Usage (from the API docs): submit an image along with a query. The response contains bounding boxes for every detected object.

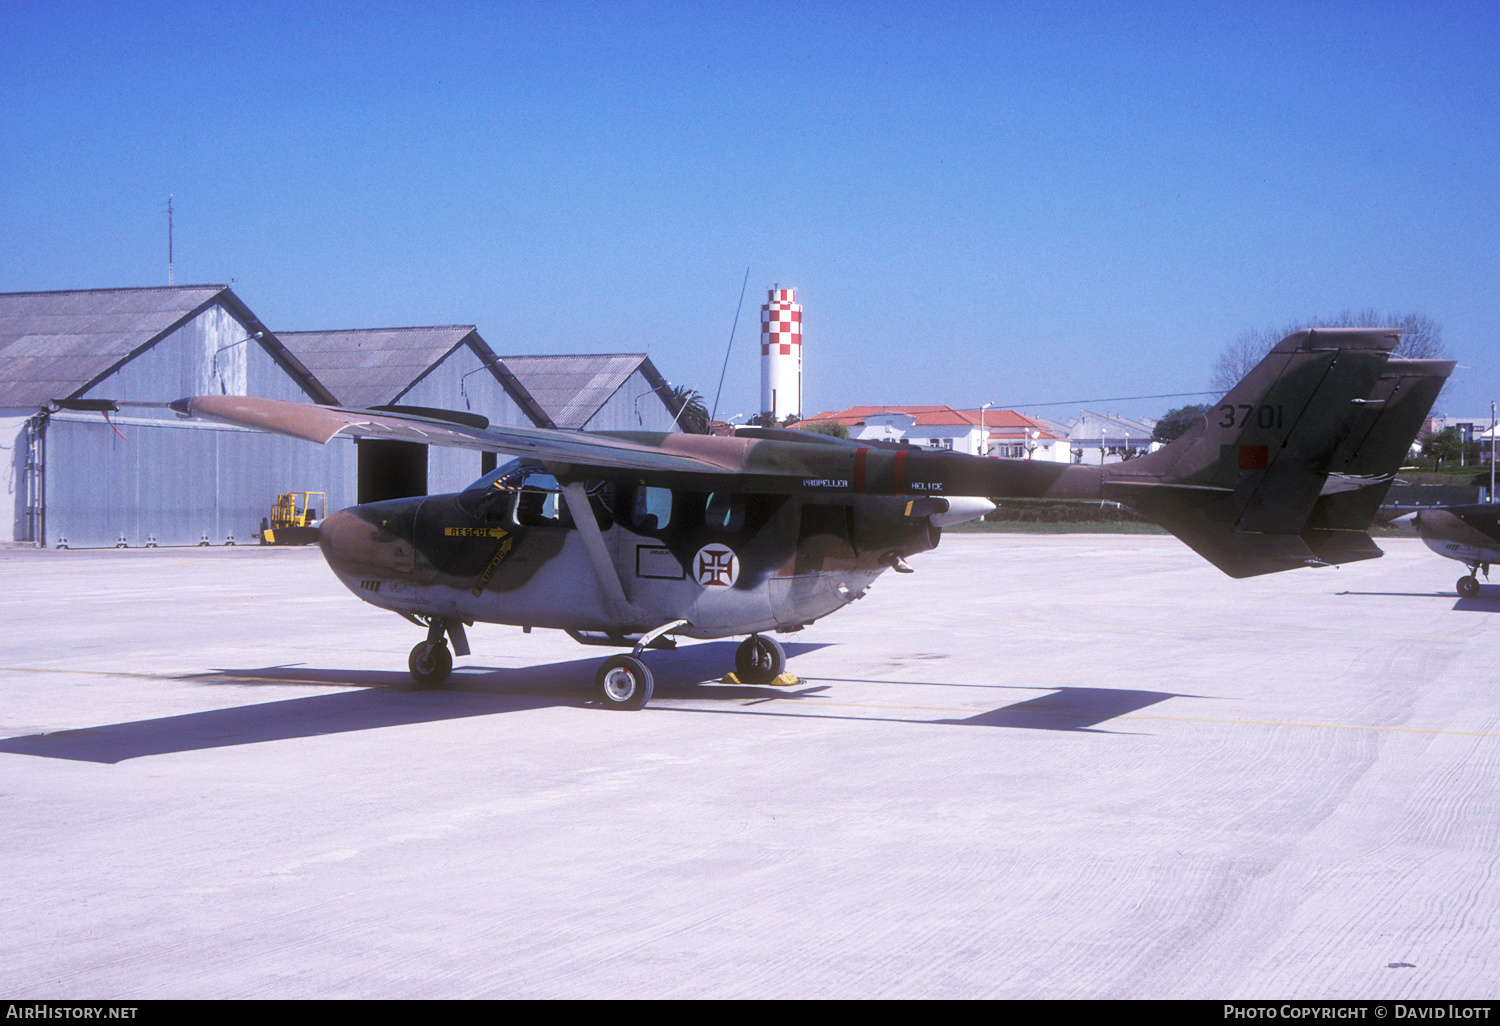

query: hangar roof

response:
[277,326,475,409]
[0,285,331,408]
[499,353,672,430]
[275,326,550,426]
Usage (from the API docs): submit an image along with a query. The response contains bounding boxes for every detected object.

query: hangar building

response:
[276,333,681,500]
[0,285,350,549]
[498,354,677,432]
[1,286,689,547]
[275,326,553,502]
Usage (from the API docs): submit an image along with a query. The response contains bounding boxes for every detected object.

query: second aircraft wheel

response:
[735,634,787,686]
[408,641,453,687]
[1458,575,1482,598]
[596,654,654,710]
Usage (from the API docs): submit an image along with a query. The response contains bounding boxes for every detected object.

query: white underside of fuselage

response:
[326,526,889,641]
[1421,538,1500,566]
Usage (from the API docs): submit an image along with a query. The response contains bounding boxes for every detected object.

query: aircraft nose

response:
[317,503,419,580]
[317,508,375,574]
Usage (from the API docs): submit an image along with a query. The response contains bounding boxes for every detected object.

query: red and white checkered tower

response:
[760,285,802,421]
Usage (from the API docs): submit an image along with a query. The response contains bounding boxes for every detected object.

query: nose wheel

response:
[405,616,468,686]
[1458,562,1491,598]
[408,640,453,686]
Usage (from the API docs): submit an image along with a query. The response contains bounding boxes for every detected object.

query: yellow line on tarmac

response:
[853,609,1471,643]
[746,695,1500,738]
[1121,712,1500,739]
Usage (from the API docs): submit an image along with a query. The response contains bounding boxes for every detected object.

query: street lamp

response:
[211,331,262,394]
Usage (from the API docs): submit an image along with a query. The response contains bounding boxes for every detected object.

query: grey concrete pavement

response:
[1,535,1497,998]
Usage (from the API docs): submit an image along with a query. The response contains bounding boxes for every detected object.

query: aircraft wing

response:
[170,395,747,477]
[172,393,1102,496]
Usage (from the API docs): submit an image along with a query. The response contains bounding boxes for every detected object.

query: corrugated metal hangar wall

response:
[1,286,685,547]
[0,287,353,548]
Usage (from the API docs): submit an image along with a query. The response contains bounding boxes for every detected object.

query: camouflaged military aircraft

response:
[1394,504,1500,597]
[172,327,1452,709]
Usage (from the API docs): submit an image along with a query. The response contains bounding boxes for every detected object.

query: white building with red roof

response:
[803,405,1072,462]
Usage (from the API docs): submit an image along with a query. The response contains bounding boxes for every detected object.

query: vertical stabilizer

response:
[1102,329,1452,577]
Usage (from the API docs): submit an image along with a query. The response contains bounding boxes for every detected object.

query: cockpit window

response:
[457,460,565,525]
[460,458,526,497]
[704,492,745,533]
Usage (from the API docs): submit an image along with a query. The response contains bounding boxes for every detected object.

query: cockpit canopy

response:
[457,459,564,524]
[456,459,754,539]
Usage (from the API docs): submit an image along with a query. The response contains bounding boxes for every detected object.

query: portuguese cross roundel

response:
[693,544,739,588]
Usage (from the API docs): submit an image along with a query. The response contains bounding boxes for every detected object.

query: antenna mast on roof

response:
[167,196,174,286]
[710,266,751,423]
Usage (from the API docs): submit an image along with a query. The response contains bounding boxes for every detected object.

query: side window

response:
[512,469,565,528]
[704,492,745,533]
[515,488,563,527]
[631,486,673,532]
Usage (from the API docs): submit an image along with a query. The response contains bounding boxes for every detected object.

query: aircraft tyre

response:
[1458,575,1481,598]
[596,654,653,710]
[735,634,787,686]
[408,641,453,687]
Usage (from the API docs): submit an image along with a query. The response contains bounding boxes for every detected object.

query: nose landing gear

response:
[409,640,453,685]
[1458,561,1491,598]
[406,616,470,687]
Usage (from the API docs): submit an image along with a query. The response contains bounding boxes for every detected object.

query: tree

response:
[1210,310,1447,394]
[1153,404,1210,444]
[1422,427,1464,469]
[667,386,710,434]
[799,420,850,439]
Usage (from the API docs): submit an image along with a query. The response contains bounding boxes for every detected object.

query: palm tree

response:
[668,386,710,434]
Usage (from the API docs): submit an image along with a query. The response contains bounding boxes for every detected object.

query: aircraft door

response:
[768,501,861,628]
[794,503,858,574]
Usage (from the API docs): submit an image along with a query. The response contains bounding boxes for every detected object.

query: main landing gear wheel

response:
[1458,575,1482,598]
[408,641,453,687]
[735,634,787,686]
[596,654,653,710]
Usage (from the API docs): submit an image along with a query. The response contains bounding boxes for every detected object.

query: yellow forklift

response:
[260,491,326,545]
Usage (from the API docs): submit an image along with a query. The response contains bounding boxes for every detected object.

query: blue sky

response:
[3,1,1497,422]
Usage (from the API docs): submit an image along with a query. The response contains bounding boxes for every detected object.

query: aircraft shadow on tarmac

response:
[0,645,1188,763]
[935,686,1185,731]
[1337,588,1500,611]
[0,643,820,764]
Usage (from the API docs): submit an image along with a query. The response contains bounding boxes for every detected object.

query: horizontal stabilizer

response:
[1156,516,1322,579]
[1301,529,1385,566]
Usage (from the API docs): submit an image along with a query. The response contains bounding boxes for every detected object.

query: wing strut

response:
[558,480,643,626]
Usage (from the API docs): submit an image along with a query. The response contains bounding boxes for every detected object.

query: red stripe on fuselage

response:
[854,447,868,493]
[893,449,908,490]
